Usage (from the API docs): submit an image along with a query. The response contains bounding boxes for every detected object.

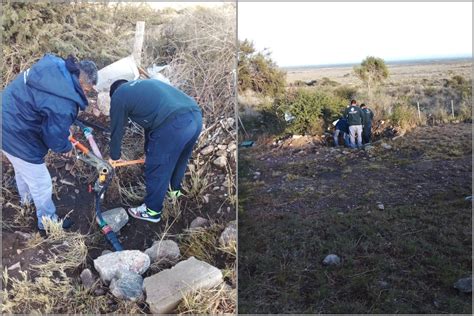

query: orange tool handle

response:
[69,136,90,155]
[110,159,145,168]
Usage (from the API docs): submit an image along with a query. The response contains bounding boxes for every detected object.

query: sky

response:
[238,2,473,67]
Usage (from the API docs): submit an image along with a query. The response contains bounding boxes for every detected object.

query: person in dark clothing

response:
[344,99,364,148]
[360,103,374,144]
[333,117,350,147]
[108,79,202,223]
[2,54,98,234]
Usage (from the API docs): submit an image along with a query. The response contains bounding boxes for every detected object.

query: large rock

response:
[219,221,237,248]
[110,270,144,301]
[144,240,180,265]
[454,277,472,293]
[213,156,227,169]
[93,250,150,283]
[101,207,129,233]
[144,257,223,314]
[189,217,210,229]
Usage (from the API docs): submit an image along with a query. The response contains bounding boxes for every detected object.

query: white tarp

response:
[95,55,140,92]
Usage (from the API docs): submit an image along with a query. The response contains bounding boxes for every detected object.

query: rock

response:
[376,202,385,210]
[14,231,32,240]
[454,277,472,293]
[74,189,80,194]
[203,194,210,204]
[323,254,341,266]
[143,257,223,314]
[216,149,227,157]
[364,145,375,152]
[80,268,97,289]
[94,288,106,296]
[200,145,214,156]
[381,143,392,150]
[144,240,180,265]
[219,222,237,247]
[227,143,237,152]
[8,262,21,270]
[110,270,144,301]
[292,135,303,139]
[189,217,210,229]
[102,250,113,256]
[101,207,129,233]
[217,144,227,150]
[16,249,22,255]
[225,117,235,128]
[213,156,227,169]
[93,250,150,283]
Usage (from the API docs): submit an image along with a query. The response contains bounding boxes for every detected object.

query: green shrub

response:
[458,103,472,122]
[391,103,425,132]
[430,105,451,124]
[279,89,346,135]
[238,40,286,98]
[334,85,358,100]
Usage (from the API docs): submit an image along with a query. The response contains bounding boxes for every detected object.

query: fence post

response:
[451,100,455,119]
[132,21,146,67]
[417,102,421,121]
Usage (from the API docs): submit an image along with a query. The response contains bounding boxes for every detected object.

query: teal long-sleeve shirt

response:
[109,79,201,160]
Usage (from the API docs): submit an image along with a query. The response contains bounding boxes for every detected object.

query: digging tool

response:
[74,120,103,158]
[69,135,122,251]
[110,159,145,168]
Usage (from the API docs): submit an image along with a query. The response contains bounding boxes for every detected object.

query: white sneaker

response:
[127,204,161,223]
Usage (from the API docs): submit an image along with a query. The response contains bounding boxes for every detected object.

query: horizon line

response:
[280,55,473,69]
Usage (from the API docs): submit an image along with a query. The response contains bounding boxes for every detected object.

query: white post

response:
[417,102,421,121]
[451,100,455,119]
[132,21,146,67]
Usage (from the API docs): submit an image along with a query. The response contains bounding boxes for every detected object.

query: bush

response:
[391,103,425,132]
[1,2,165,87]
[458,103,472,122]
[430,105,451,124]
[238,40,286,98]
[279,89,346,136]
[334,85,358,100]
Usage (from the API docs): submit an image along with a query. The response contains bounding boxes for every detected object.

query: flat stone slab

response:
[94,250,150,283]
[143,256,223,314]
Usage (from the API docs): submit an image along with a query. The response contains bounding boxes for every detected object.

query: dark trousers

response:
[362,124,372,144]
[144,110,202,212]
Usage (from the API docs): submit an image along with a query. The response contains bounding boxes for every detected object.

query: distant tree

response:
[238,39,286,97]
[353,56,389,98]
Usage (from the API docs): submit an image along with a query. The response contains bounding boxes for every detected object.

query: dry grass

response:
[176,283,236,315]
[2,268,143,314]
[180,224,225,265]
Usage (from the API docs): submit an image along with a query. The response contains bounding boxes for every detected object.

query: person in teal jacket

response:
[108,79,202,223]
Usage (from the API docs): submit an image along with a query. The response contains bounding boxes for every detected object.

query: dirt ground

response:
[285,59,472,86]
[238,123,472,313]
[1,112,236,312]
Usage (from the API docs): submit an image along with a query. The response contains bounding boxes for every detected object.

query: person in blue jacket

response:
[333,117,350,147]
[108,79,202,223]
[2,54,98,235]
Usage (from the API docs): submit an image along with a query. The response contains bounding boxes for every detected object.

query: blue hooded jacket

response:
[2,54,88,164]
[335,117,349,134]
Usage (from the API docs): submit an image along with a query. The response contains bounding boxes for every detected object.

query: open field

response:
[238,123,472,313]
[285,59,472,86]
